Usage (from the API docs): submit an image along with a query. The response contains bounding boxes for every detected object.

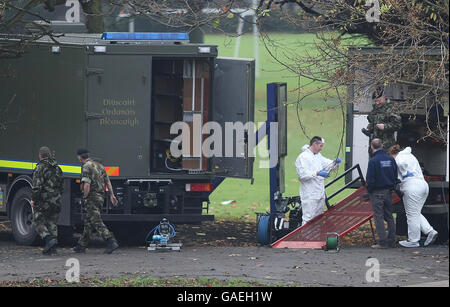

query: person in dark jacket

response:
[366,138,398,249]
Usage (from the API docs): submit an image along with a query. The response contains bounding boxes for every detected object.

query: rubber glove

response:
[318,170,330,178]
[335,157,342,164]
[402,171,414,179]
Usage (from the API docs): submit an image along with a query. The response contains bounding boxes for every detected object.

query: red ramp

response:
[272,186,376,249]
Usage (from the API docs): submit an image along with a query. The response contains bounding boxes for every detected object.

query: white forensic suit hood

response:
[395,147,424,181]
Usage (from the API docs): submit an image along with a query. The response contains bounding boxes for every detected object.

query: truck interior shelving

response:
[151,58,211,174]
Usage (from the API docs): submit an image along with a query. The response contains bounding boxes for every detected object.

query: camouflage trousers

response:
[78,195,113,247]
[32,205,59,240]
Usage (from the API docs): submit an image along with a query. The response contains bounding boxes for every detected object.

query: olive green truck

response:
[0,32,255,244]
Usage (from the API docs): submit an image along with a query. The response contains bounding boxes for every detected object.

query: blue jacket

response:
[366,150,398,193]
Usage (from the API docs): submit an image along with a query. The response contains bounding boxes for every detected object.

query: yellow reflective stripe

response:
[60,165,81,174]
[0,159,81,174]
[0,159,34,170]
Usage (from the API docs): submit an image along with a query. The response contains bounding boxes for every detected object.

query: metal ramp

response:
[271,164,399,249]
[272,186,374,249]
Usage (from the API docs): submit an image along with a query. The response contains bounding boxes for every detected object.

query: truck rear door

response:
[211,57,255,179]
[86,54,151,178]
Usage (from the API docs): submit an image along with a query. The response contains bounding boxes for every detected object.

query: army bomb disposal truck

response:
[345,47,449,243]
[0,32,255,245]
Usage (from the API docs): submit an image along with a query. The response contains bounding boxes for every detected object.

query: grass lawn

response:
[205,33,358,221]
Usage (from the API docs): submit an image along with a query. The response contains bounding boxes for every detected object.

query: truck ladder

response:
[272,164,378,249]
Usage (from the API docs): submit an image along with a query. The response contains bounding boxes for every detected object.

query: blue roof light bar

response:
[101,32,189,41]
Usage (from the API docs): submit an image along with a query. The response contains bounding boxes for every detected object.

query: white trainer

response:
[399,240,420,248]
[424,230,438,247]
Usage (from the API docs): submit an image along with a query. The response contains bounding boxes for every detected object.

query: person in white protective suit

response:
[388,145,438,248]
[295,136,341,226]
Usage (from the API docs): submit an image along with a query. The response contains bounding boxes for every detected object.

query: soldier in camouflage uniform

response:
[73,149,119,254]
[362,88,402,156]
[31,146,64,255]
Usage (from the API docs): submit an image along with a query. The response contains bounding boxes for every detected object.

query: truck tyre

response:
[10,187,40,245]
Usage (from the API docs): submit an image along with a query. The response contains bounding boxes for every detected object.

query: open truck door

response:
[86,54,152,178]
[211,57,255,179]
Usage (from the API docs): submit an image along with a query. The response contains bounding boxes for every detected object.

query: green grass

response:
[205,33,360,220]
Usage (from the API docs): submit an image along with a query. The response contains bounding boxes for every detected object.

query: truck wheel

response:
[10,187,40,245]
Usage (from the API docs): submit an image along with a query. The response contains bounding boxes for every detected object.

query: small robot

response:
[147,218,182,252]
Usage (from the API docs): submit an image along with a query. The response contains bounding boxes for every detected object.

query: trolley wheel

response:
[257,215,271,245]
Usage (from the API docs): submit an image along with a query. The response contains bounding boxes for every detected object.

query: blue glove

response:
[318,170,330,178]
[402,171,414,179]
[335,157,342,164]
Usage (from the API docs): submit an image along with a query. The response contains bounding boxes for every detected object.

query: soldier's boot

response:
[47,246,57,255]
[73,245,86,253]
[43,236,57,254]
[104,238,119,254]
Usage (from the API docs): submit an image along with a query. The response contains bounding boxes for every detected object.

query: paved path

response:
[0,233,447,287]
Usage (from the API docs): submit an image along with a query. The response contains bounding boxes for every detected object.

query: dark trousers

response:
[369,189,396,246]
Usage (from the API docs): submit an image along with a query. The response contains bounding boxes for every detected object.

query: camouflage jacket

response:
[367,102,402,146]
[81,158,110,197]
[31,157,64,206]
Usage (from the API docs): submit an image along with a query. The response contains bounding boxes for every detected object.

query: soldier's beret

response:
[76,148,90,155]
[372,87,384,99]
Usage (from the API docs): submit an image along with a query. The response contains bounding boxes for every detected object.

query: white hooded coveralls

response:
[295,145,333,225]
[395,147,434,243]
